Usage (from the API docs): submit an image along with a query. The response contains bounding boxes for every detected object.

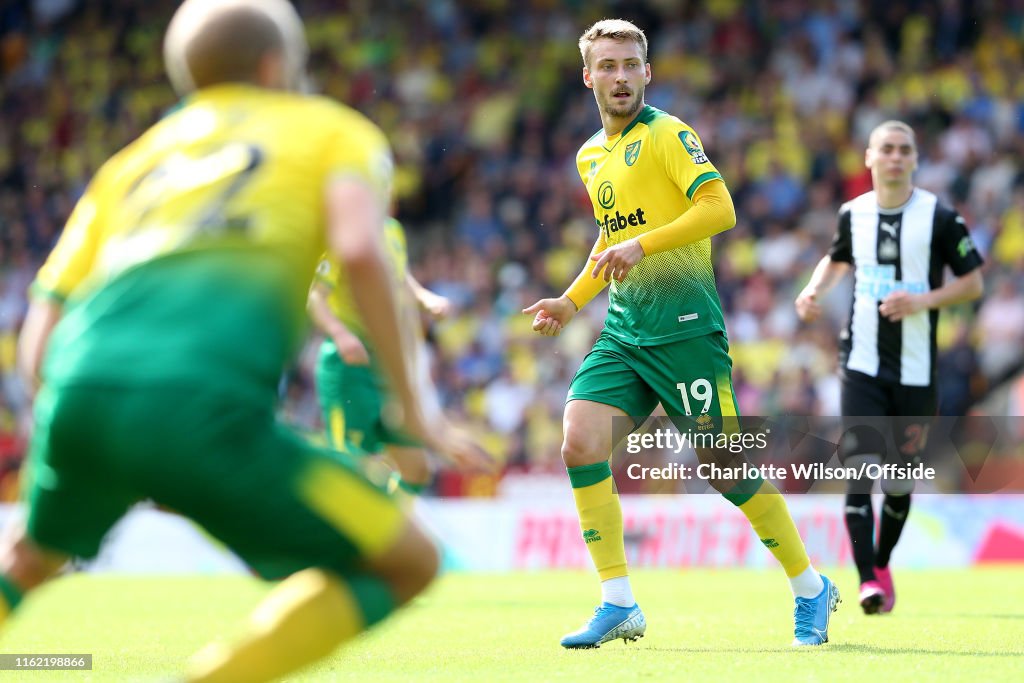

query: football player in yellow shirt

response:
[309,217,451,493]
[0,1,485,681]
[524,19,838,649]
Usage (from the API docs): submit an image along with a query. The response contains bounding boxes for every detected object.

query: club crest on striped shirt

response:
[879,238,899,260]
[624,140,642,166]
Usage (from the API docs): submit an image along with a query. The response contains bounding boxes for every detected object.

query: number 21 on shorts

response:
[676,379,713,416]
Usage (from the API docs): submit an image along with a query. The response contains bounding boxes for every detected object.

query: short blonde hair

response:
[868,120,917,150]
[578,19,648,68]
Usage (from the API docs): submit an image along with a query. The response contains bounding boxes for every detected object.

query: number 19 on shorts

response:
[676,379,713,416]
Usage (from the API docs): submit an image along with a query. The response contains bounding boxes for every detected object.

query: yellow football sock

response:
[568,462,627,581]
[186,568,393,683]
[728,478,811,578]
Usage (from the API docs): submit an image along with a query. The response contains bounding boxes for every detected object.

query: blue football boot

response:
[792,574,840,646]
[560,602,646,649]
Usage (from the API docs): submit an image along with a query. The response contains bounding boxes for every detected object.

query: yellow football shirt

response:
[576,105,726,345]
[34,83,393,389]
[313,217,409,341]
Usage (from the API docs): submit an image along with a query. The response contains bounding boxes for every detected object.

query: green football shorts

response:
[23,382,405,578]
[315,339,419,454]
[567,330,740,432]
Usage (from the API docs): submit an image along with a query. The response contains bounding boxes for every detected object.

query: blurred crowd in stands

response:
[1,0,1023,497]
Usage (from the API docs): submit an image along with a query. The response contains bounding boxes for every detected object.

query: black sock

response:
[844,493,875,583]
[875,494,911,568]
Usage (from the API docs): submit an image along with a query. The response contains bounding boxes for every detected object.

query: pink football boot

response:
[874,566,895,613]
[859,580,885,615]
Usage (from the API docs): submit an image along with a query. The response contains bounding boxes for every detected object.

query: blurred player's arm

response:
[796,204,855,323]
[795,257,852,322]
[405,272,451,319]
[17,187,103,393]
[326,178,417,413]
[17,298,62,394]
[327,179,491,470]
[307,283,370,366]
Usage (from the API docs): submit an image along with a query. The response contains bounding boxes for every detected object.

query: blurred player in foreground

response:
[309,216,451,494]
[0,1,486,681]
[796,120,982,615]
[524,18,838,649]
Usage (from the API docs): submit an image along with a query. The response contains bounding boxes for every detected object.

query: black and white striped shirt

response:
[828,188,983,387]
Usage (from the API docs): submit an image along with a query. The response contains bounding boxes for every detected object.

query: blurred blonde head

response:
[164,0,308,95]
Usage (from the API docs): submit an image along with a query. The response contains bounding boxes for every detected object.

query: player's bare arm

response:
[795,257,852,323]
[16,298,63,396]
[327,178,424,428]
[327,178,492,470]
[307,284,371,365]
[405,272,451,319]
[879,268,983,322]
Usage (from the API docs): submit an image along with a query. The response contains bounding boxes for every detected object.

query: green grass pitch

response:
[2,568,1022,682]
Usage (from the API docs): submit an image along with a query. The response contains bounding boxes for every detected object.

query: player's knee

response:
[880,476,914,495]
[390,448,432,487]
[418,539,440,589]
[402,529,439,600]
[0,530,66,593]
[408,522,440,581]
[406,464,432,488]
[372,520,438,605]
[843,453,881,495]
[561,430,605,468]
[840,425,887,463]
